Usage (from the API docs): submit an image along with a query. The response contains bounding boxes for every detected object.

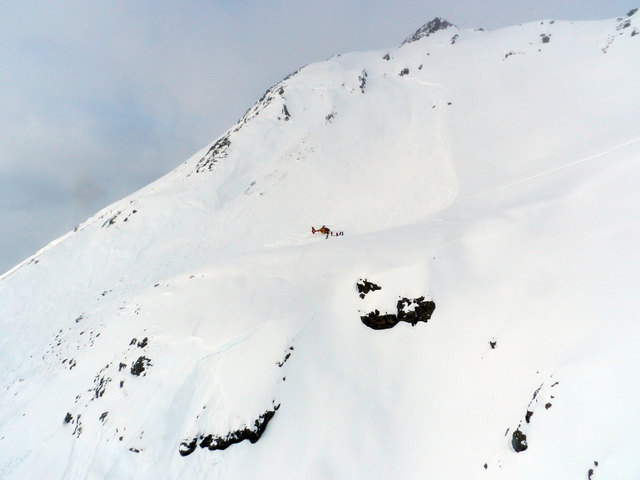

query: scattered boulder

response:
[276,346,294,367]
[325,112,337,122]
[525,410,533,423]
[504,51,524,60]
[102,212,121,228]
[93,374,111,399]
[130,356,152,376]
[509,379,560,452]
[282,105,291,121]
[396,297,436,326]
[617,19,632,30]
[356,279,381,298]
[511,429,528,452]
[72,414,83,438]
[179,437,198,456]
[358,70,368,93]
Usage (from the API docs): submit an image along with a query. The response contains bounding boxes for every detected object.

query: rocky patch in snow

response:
[602,35,616,53]
[504,51,525,60]
[401,18,457,46]
[603,12,638,53]
[130,356,152,376]
[101,209,138,228]
[92,364,112,399]
[358,69,368,93]
[356,279,381,299]
[231,68,301,133]
[179,405,280,456]
[617,18,632,30]
[509,378,559,453]
[41,315,106,370]
[360,296,435,330]
[280,104,291,121]
[191,68,307,175]
[276,346,294,367]
[511,428,528,452]
[59,333,153,443]
[193,135,231,174]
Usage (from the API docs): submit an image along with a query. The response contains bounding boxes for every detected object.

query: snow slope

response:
[2,12,640,479]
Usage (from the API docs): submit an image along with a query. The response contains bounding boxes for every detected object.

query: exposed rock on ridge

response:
[401,17,457,45]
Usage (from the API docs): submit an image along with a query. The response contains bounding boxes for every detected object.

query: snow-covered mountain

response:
[2,11,640,479]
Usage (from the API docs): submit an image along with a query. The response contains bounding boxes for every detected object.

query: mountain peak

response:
[401,17,457,45]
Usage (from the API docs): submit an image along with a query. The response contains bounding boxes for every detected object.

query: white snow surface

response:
[2,14,640,479]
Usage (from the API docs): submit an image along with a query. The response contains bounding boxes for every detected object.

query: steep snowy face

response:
[192,51,459,234]
[2,12,640,480]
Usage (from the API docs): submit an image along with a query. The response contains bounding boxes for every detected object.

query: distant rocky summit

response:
[401,17,457,45]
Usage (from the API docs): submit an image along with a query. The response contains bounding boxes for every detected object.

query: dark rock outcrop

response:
[356,279,381,299]
[179,406,279,456]
[360,309,400,330]
[511,429,528,452]
[360,296,435,330]
[402,18,457,46]
[194,136,231,174]
[358,70,368,93]
[130,356,152,376]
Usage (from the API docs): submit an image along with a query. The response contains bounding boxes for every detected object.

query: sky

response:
[1,0,637,274]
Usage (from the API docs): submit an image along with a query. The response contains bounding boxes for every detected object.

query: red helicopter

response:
[311,225,344,239]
